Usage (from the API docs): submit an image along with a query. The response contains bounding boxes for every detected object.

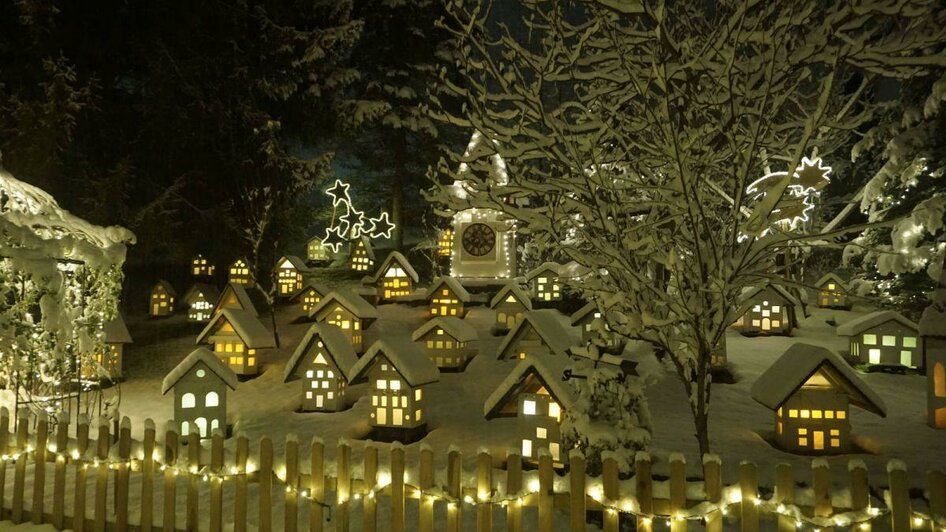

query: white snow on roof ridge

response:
[370,250,419,283]
[162,347,238,394]
[814,272,847,289]
[104,314,133,344]
[284,323,358,382]
[489,283,533,310]
[351,331,440,386]
[483,354,575,418]
[308,288,379,320]
[196,308,275,349]
[496,309,575,359]
[411,317,478,343]
[428,277,471,302]
[836,310,917,336]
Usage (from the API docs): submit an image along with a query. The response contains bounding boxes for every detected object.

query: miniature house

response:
[290,280,328,315]
[483,355,574,465]
[496,309,574,360]
[82,314,133,380]
[162,347,237,438]
[211,282,258,319]
[814,273,851,309]
[920,262,946,428]
[412,317,478,370]
[309,290,379,353]
[348,236,376,272]
[837,310,921,368]
[196,309,275,376]
[370,251,419,301]
[437,228,454,257]
[570,302,620,351]
[276,255,309,297]
[183,283,221,322]
[306,234,332,263]
[191,254,215,277]
[490,283,533,331]
[427,277,471,318]
[228,258,253,286]
[525,262,565,302]
[149,280,177,318]
[751,343,887,454]
[284,323,357,412]
[732,283,799,336]
[349,334,440,437]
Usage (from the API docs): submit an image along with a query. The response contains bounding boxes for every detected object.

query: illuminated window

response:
[798,437,808,446]
[830,439,840,448]
[812,410,822,419]
[836,410,846,419]
[903,336,917,348]
[523,400,536,415]
[800,410,810,419]
[205,392,219,407]
[377,380,386,390]
[522,439,532,457]
[390,380,401,391]
[182,393,196,409]
[863,334,877,345]
[882,335,896,347]
[415,389,422,401]
[825,410,834,419]
[536,427,547,439]
[549,402,561,421]
[789,409,798,418]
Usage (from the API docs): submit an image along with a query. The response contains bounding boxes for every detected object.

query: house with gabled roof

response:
[427,276,471,318]
[412,317,478,370]
[525,262,565,302]
[228,257,254,286]
[149,280,177,318]
[732,283,799,336]
[570,301,622,350]
[751,343,887,454]
[490,283,533,332]
[183,283,220,322]
[289,280,329,315]
[837,310,921,369]
[276,255,309,297]
[306,234,332,263]
[190,253,215,278]
[82,314,133,381]
[813,273,851,309]
[484,355,574,465]
[196,309,275,376]
[163,347,237,439]
[496,309,574,360]
[370,251,419,301]
[308,289,379,353]
[350,332,440,438]
[211,282,258,319]
[348,235,376,272]
[284,323,358,412]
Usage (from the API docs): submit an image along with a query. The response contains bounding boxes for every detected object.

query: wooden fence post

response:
[309,437,325,532]
[569,450,587,532]
[602,453,620,532]
[739,460,759,532]
[812,459,832,532]
[52,416,69,529]
[391,443,406,532]
[210,429,224,532]
[259,436,274,532]
[447,447,462,532]
[703,455,722,532]
[506,450,523,532]
[775,463,795,532]
[162,422,178,532]
[927,470,946,526]
[336,439,351,532]
[363,443,378,532]
[478,449,494,532]
[140,419,156,532]
[636,452,653,532]
[73,414,90,532]
[285,434,299,532]
[93,416,110,532]
[850,460,871,532]
[538,450,554,532]
[419,443,433,532]
[31,412,48,525]
[0,408,9,522]
[670,453,687,532]
[115,416,132,530]
[888,460,911,532]
[12,408,29,523]
[234,433,248,532]
[186,430,200,531]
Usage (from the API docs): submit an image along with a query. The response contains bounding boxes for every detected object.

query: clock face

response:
[462,223,496,257]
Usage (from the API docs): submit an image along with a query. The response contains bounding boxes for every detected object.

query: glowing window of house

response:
[377,380,387,390]
[205,392,219,407]
[549,402,561,421]
[752,305,761,312]
[522,439,532,457]
[827,283,836,290]
[536,427,547,439]
[505,295,517,303]
[811,410,822,419]
[825,410,834,419]
[903,336,917,348]
[863,334,877,345]
[836,410,846,419]
[901,351,913,366]
[800,410,810,419]
[830,438,840,448]
[788,409,798,418]
[415,409,422,421]
[415,389,422,401]
[882,335,896,346]
[522,400,536,415]
[182,393,196,409]
[390,380,401,391]
[385,267,405,277]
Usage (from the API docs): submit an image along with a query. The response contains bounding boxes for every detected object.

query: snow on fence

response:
[0,408,943,532]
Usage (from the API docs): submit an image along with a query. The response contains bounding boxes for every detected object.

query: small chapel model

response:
[162,347,237,439]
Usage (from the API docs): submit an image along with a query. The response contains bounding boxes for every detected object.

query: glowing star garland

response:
[365,212,395,239]
[744,156,832,238]
[320,179,397,251]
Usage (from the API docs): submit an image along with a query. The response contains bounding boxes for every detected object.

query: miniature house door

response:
[812,430,824,450]
[761,318,771,331]
[392,408,403,426]
[507,315,516,328]
[376,407,387,424]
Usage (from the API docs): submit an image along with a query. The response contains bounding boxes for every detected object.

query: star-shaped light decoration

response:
[743,155,832,238]
[321,225,348,253]
[790,156,832,195]
[325,179,352,208]
[340,206,366,237]
[365,212,396,239]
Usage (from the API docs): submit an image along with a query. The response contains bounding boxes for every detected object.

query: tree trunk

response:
[689,341,713,456]
[391,131,407,249]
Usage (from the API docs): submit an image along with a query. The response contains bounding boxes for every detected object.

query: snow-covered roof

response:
[212,283,258,317]
[370,251,419,284]
[289,280,329,302]
[196,309,275,349]
[446,131,509,200]
[559,261,592,280]
[489,283,533,310]
[428,277,471,302]
[570,302,598,326]
[483,355,575,418]
[920,303,946,338]
[750,343,886,417]
[308,289,379,320]
[411,317,478,343]
[350,332,440,387]
[496,309,574,359]
[739,283,799,309]
[104,315,132,344]
[277,255,309,272]
[161,347,238,394]
[183,283,220,306]
[836,310,918,337]
[284,323,358,382]
[814,273,847,290]
[152,280,177,297]
[352,235,376,261]
[525,262,564,282]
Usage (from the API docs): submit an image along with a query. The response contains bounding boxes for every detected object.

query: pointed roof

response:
[277,255,310,272]
[104,314,132,344]
[289,279,330,302]
[230,256,252,268]
[570,302,599,326]
[183,283,221,306]
[351,333,440,387]
[212,283,258,317]
[483,355,575,418]
[412,317,478,343]
[836,310,918,336]
[525,262,564,282]
[751,343,886,417]
[428,277,471,303]
[152,279,177,297]
[370,251,419,283]
[308,289,379,320]
[196,309,275,349]
[191,252,210,263]
[814,272,847,290]
[284,323,358,382]
[489,283,533,310]
[351,235,376,261]
[559,260,592,280]
[496,309,574,359]
[739,282,799,310]
[162,347,238,394]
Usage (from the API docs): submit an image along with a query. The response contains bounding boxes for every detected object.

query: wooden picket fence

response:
[0,407,943,531]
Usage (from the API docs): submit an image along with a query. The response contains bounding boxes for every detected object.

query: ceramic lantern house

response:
[751,343,887,454]
[370,251,419,301]
[190,254,215,277]
[732,283,799,336]
[81,314,133,380]
[814,273,851,309]
[196,309,275,376]
[427,277,471,318]
[284,323,358,412]
[350,334,440,438]
[490,283,533,332]
[228,258,254,286]
[162,347,237,439]
[309,289,379,353]
[837,310,921,369]
[276,255,309,297]
[525,262,565,302]
[183,283,220,322]
[920,260,946,428]
[306,234,332,263]
[290,280,328,315]
[437,228,454,257]
[348,235,376,272]
[412,317,478,370]
[211,282,258,319]
[149,280,177,318]
[484,355,574,465]
[570,302,621,351]
[496,309,574,360]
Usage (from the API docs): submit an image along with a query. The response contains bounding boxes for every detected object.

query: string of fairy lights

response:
[0,446,942,530]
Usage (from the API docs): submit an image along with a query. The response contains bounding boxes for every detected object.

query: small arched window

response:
[205,391,220,407]
[182,393,196,409]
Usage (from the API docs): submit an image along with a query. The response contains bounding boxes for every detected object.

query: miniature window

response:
[205,392,219,407]
[836,410,846,419]
[415,389,422,401]
[800,410,810,419]
[377,380,387,390]
[903,337,917,348]
[882,335,896,346]
[863,334,877,345]
[522,439,532,457]
[549,402,561,420]
[196,369,206,378]
[182,393,196,409]
[391,380,401,391]
[536,427,547,439]
[523,400,536,415]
